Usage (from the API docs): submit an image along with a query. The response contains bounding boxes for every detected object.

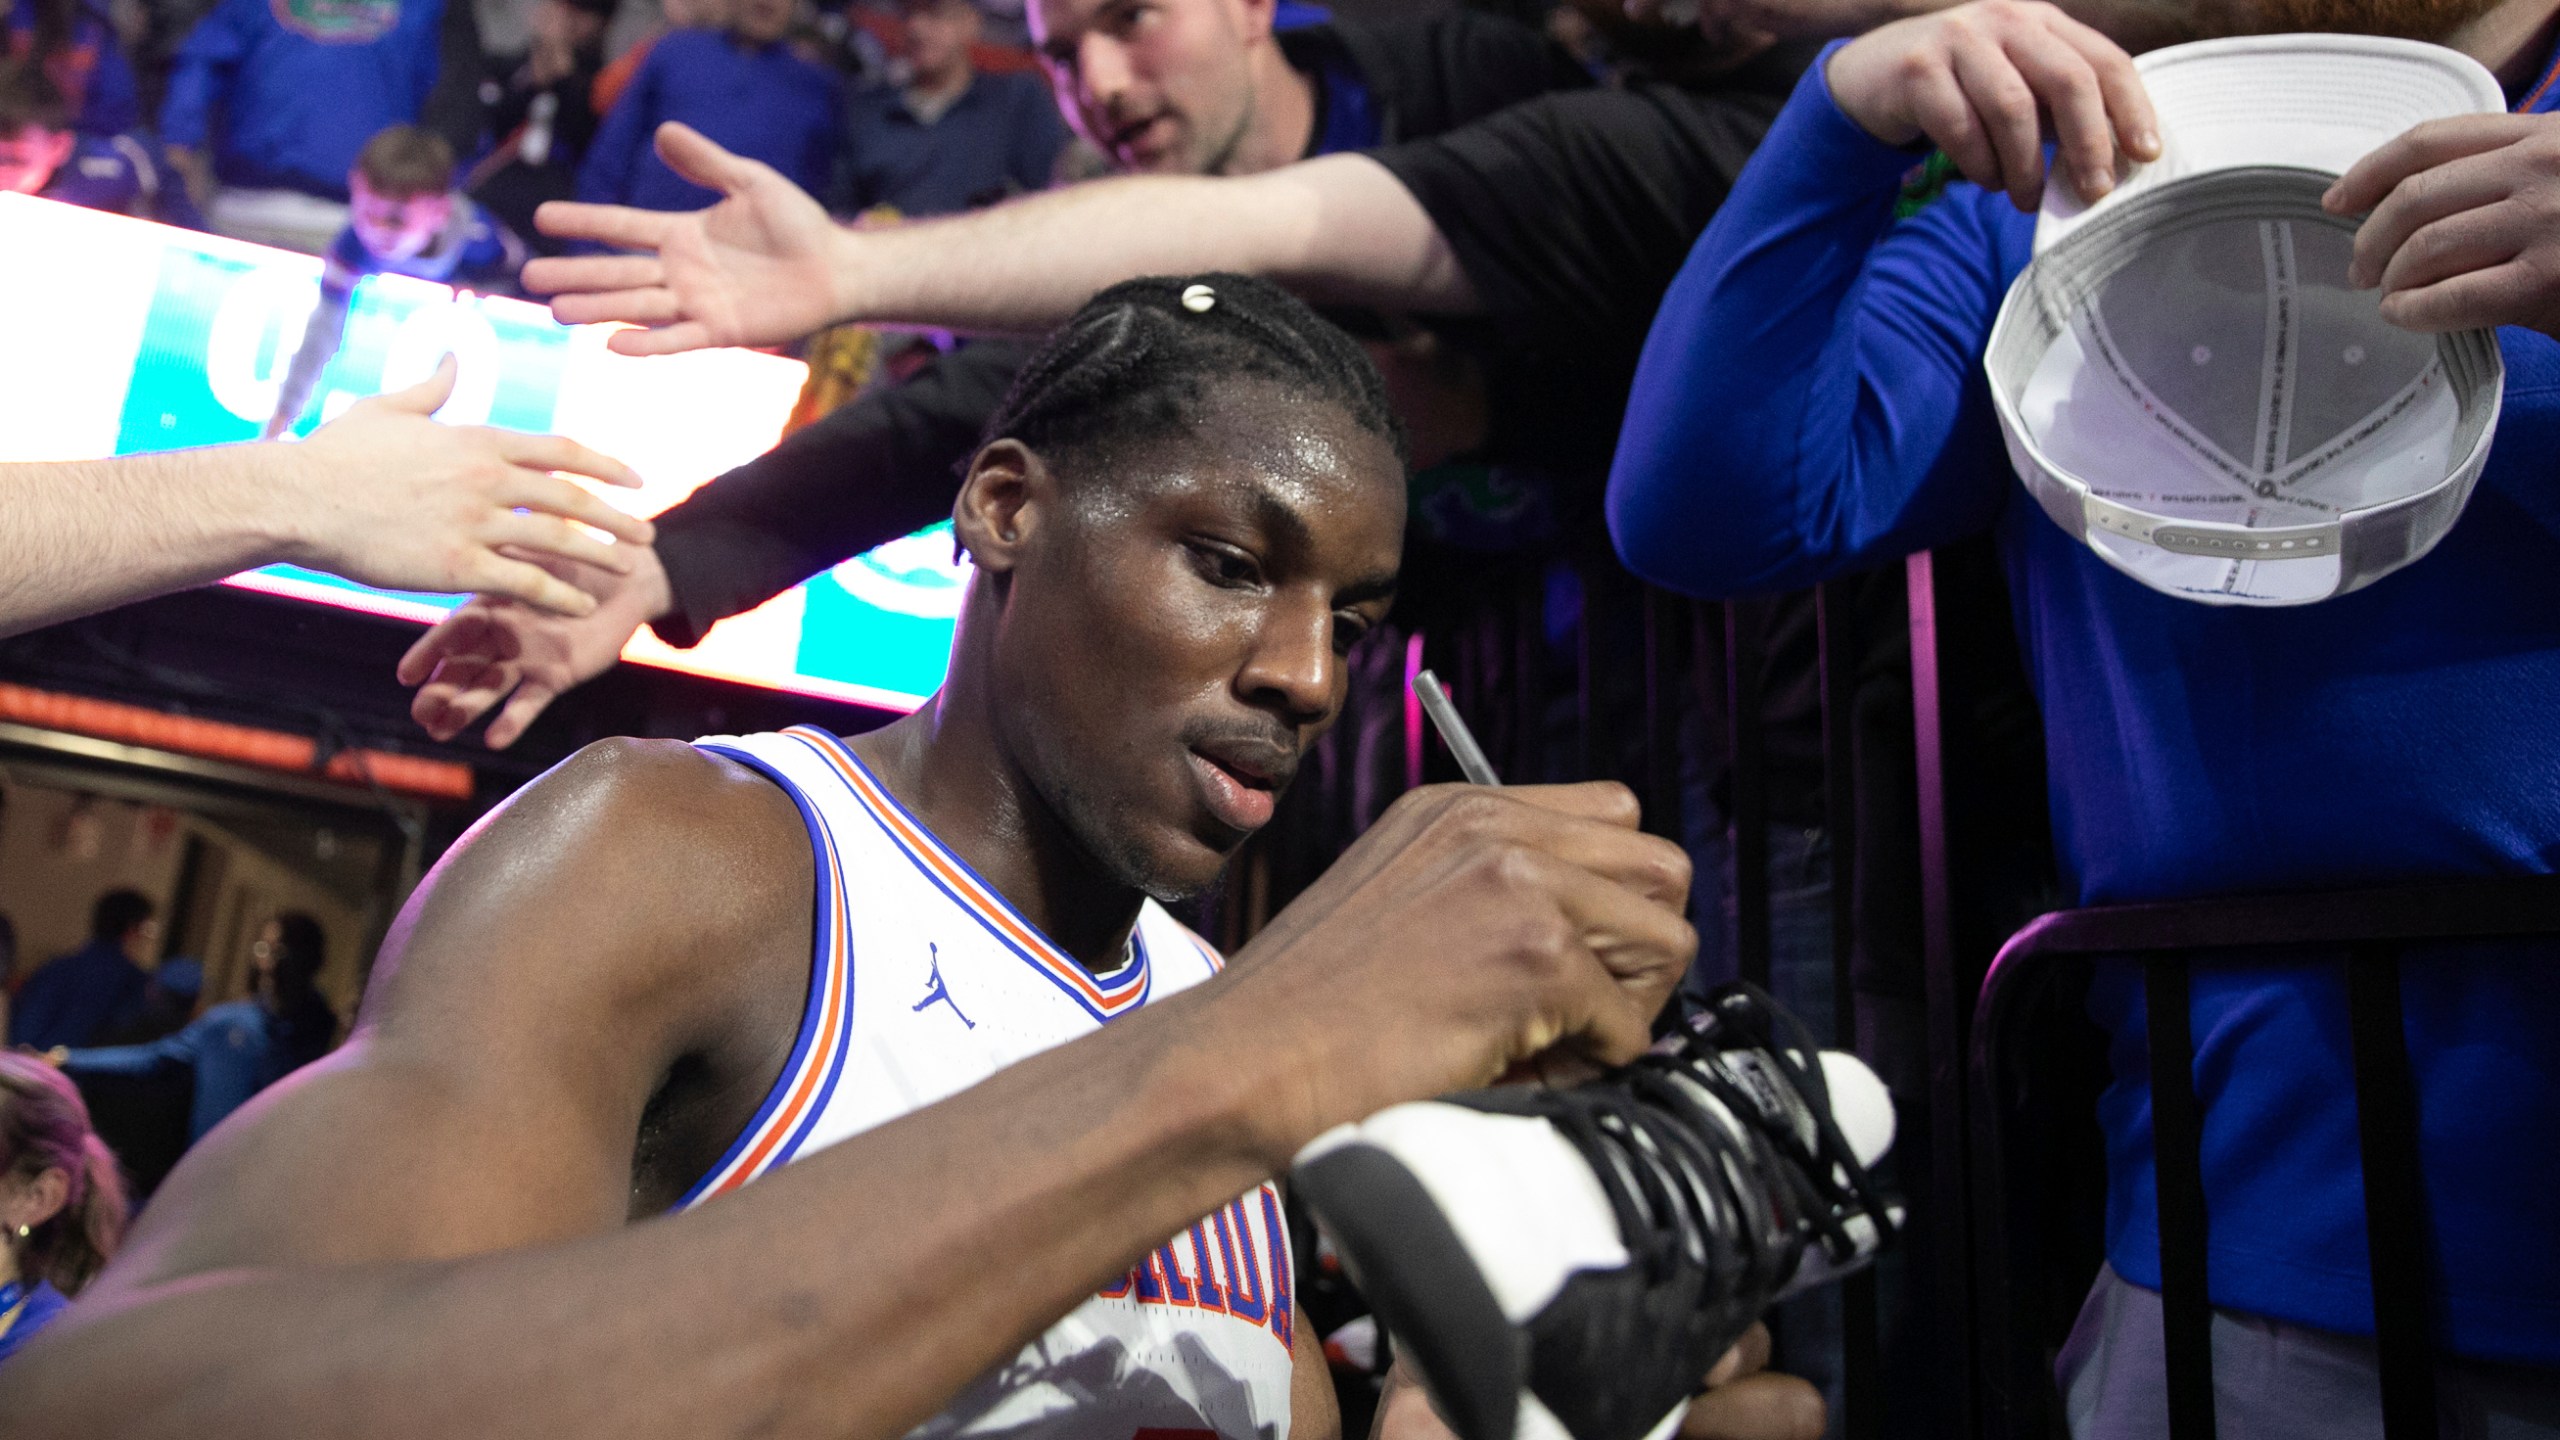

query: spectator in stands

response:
[0,1053,125,1366]
[62,913,340,1142]
[9,892,153,1053]
[830,0,1064,217]
[402,0,1631,746]
[576,0,840,212]
[158,0,483,253]
[588,0,729,119]
[1609,0,2560,1428]
[467,0,615,249]
[0,58,202,225]
[4,0,136,134]
[265,124,527,438]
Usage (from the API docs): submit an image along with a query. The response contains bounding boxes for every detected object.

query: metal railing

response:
[1967,876,2560,1440]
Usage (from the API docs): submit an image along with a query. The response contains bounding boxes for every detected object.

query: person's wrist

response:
[229,434,329,568]
[628,543,675,623]
[1822,35,1920,146]
[826,226,875,327]
[1146,984,1334,1175]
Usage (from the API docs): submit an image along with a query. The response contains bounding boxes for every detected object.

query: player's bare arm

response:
[0,745,1693,1438]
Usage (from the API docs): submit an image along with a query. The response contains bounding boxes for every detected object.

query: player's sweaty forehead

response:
[1064,398,1405,600]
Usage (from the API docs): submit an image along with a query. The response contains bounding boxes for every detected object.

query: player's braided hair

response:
[979,274,1407,481]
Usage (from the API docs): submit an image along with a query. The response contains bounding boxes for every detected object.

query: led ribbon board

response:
[0,192,964,711]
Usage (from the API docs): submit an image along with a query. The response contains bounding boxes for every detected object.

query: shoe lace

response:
[1537,984,1899,1301]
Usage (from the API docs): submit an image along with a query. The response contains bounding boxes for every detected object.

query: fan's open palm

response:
[524,123,847,356]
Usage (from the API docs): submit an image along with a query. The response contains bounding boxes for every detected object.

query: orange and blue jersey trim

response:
[675,742,860,1209]
[780,727,1153,1023]
[2521,37,2560,115]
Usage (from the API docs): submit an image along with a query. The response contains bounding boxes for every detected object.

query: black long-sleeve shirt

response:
[653,338,1031,646]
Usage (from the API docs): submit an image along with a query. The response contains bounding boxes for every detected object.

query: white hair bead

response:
[1180,284,1217,313]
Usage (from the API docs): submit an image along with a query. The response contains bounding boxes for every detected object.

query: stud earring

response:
[12,1224,26,1240]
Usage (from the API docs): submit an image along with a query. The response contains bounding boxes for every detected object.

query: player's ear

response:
[952,438,1053,575]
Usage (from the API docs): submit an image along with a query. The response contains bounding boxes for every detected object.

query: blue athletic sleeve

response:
[61,1017,208,1078]
[1606,45,2028,598]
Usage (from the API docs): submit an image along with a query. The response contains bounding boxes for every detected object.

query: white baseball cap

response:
[1985,35,2508,605]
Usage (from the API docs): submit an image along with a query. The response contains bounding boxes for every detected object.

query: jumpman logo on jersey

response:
[913,943,974,1029]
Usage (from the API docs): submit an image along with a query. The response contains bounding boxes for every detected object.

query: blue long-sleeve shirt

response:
[1610,47,2560,1363]
[158,0,449,196]
[577,28,844,212]
[64,997,327,1140]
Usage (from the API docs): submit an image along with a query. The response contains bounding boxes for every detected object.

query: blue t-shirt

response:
[157,0,449,196]
[1609,43,2560,1363]
[577,28,844,212]
[834,69,1065,218]
[0,1280,71,1366]
[8,941,146,1052]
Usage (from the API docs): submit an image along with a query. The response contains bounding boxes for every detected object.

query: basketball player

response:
[0,276,1711,1437]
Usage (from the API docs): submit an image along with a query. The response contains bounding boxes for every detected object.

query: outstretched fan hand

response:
[525,123,848,356]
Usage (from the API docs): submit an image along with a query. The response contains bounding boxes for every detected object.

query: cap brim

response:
[2035,33,2504,254]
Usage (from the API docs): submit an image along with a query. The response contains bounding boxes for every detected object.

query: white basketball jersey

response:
[682,727,1298,1440]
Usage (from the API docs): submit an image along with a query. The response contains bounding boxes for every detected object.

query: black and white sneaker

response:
[1290,983,1901,1440]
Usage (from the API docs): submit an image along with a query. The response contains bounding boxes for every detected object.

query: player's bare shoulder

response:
[358,738,817,1162]
[372,737,808,1004]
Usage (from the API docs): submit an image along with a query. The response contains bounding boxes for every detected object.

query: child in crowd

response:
[158,0,471,252]
[264,124,524,438]
[0,58,198,224]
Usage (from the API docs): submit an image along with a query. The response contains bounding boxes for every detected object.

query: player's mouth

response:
[1187,741,1290,834]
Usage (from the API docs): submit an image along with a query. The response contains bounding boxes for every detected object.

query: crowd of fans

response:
[0,893,343,1361]
[3,0,2558,1427]
[0,0,1081,259]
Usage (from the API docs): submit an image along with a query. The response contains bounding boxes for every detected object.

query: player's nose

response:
[1236,597,1337,729]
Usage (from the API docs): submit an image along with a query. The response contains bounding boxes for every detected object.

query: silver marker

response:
[1411,669,1501,786]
